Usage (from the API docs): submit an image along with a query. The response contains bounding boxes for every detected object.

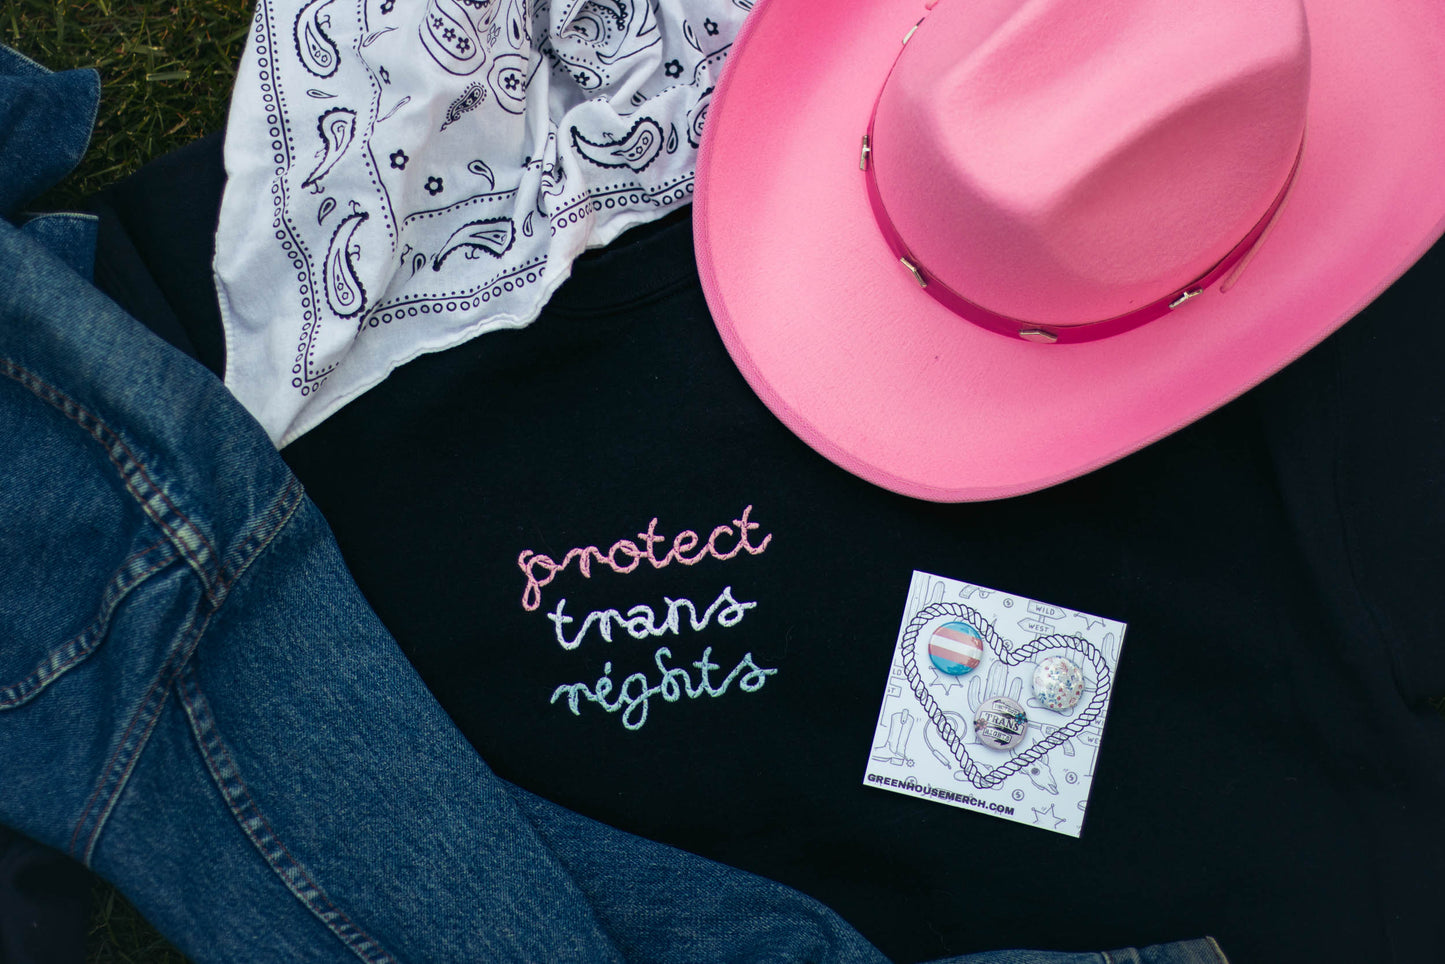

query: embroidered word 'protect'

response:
[517,506,772,611]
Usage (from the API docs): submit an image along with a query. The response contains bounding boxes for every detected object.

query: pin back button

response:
[1032,656,1085,712]
[973,696,1028,750]
[927,619,984,676]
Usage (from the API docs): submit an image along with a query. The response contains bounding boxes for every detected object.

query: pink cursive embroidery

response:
[517,505,772,611]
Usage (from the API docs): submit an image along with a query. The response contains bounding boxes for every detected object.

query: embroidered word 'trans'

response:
[516,505,772,611]
[546,585,756,650]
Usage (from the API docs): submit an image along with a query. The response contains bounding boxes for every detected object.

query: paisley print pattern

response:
[686,86,711,149]
[419,0,489,75]
[295,0,342,77]
[440,82,486,131]
[432,217,517,270]
[324,206,369,318]
[487,53,533,114]
[570,117,664,172]
[214,0,751,444]
[301,107,357,190]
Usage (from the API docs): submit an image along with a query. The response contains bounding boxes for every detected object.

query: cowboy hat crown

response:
[870,0,1311,333]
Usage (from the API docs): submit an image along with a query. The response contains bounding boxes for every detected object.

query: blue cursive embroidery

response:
[550,645,779,730]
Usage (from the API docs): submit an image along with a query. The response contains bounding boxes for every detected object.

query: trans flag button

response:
[927,619,984,675]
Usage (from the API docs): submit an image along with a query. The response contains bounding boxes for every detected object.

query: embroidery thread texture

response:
[517,505,771,611]
[551,646,779,731]
[525,506,775,729]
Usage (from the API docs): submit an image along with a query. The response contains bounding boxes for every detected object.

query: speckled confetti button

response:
[1033,656,1085,712]
[927,619,984,676]
[973,696,1029,750]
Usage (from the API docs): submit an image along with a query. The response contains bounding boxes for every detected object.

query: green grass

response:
[5,0,254,211]
[87,880,190,964]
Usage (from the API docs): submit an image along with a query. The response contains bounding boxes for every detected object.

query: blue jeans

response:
[0,42,1223,964]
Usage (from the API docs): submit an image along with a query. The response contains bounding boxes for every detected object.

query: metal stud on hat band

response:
[858,3,1306,345]
[861,115,1304,344]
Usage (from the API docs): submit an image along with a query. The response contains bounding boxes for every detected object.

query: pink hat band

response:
[864,0,1311,342]
[863,121,1304,344]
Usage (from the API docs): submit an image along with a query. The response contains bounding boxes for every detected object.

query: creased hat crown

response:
[871,0,1310,327]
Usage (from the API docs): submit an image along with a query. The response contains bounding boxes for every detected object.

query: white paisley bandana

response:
[215,0,749,445]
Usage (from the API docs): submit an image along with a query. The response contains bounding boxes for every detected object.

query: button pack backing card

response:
[864,570,1127,837]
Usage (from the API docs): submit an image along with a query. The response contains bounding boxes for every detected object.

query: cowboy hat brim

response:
[694,0,1445,501]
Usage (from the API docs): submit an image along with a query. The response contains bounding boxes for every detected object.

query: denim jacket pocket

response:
[0,358,183,711]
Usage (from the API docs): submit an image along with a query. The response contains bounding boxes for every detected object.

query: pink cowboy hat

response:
[694,0,1445,501]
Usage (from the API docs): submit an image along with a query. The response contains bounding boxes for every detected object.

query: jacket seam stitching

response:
[0,535,175,710]
[214,475,305,599]
[66,478,306,862]
[0,356,223,603]
[177,660,399,964]
[67,603,208,862]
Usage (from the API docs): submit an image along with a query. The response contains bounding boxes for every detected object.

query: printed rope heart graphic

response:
[900,602,1111,790]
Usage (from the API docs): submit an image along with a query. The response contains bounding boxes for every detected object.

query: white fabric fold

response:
[215,0,749,445]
